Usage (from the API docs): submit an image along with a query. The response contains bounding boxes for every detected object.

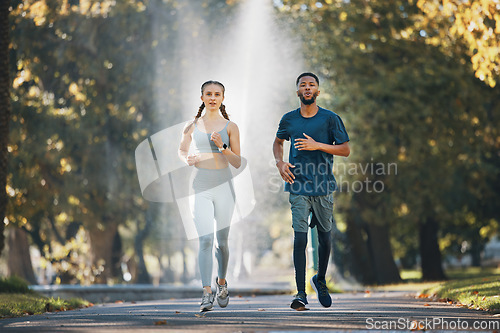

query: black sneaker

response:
[290,291,308,310]
[310,274,332,307]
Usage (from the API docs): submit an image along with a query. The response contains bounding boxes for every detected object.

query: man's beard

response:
[299,91,318,105]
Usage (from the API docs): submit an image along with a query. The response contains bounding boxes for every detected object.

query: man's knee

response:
[294,232,308,250]
[318,230,331,247]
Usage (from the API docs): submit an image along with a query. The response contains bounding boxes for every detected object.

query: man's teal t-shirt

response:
[276,107,349,196]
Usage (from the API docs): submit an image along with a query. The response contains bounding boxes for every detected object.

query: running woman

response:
[178,80,241,312]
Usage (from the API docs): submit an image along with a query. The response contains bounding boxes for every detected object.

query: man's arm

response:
[294,133,350,157]
[273,137,295,184]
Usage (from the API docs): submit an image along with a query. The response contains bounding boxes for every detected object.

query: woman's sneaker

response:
[200,290,214,312]
[310,274,332,307]
[215,277,229,307]
[290,291,308,311]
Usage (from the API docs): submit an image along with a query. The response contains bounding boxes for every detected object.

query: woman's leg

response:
[193,190,215,288]
[215,227,230,281]
[213,181,235,281]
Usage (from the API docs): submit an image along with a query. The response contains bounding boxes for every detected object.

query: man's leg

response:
[289,194,311,309]
[310,194,333,307]
[317,230,331,281]
[293,231,308,293]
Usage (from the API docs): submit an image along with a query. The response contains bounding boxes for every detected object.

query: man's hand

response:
[276,160,295,184]
[294,133,319,151]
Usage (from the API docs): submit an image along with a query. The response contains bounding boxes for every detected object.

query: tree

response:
[0,0,12,259]
[416,0,500,87]
[277,0,499,282]
[6,0,246,284]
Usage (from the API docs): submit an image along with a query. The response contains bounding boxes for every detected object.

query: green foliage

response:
[0,276,31,294]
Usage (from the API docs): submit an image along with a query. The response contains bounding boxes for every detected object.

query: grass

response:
[0,294,91,318]
[365,267,500,312]
[422,270,500,312]
[0,276,92,319]
[398,267,500,312]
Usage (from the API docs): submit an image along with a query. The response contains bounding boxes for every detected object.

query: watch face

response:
[223,143,228,149]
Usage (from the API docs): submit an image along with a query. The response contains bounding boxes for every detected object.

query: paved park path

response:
[1,291,499,332]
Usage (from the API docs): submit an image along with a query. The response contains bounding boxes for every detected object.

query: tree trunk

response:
[469,237,482,267]
[330,219,345,277]
[133,236,151,284]
[88,222,119,284]
[7,228,37,284]
[0,0,12,258]
[133,211,153,284]
[111,230,123,281]
[365,223,402,284]
[345,212,377,284]
[419,217,447,281]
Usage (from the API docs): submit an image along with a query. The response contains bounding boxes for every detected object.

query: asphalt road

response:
[1,291,499,332]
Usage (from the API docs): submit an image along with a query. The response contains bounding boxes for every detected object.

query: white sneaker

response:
[200,290,214,312]
[215,277,229,308]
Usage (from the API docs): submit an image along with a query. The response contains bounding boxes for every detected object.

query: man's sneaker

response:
[290,291,308,310]
[215,277,229,308]
[200,290,214,312]
[310,274,332,307]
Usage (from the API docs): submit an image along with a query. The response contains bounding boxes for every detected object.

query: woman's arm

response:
[178,122,198,166]
[212,121,241,168]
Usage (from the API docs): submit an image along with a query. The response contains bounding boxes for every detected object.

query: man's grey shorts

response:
[289,193,334,233]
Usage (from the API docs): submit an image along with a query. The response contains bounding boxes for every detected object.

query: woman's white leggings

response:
[192,167,235,287]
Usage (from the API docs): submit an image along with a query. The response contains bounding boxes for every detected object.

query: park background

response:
[0,0,499,291]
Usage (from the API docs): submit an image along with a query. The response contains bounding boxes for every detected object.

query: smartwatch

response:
[218,143,228,152]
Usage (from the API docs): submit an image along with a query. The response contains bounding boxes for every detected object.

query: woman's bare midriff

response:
[195,152,229,169]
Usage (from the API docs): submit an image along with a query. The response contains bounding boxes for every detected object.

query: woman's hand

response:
[186,153,200,166]
[210,131,223,148]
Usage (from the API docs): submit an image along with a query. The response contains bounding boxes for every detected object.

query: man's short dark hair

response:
[296,72,319,86]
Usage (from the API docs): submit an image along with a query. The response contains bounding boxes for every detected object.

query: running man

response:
[273,72,350,310]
